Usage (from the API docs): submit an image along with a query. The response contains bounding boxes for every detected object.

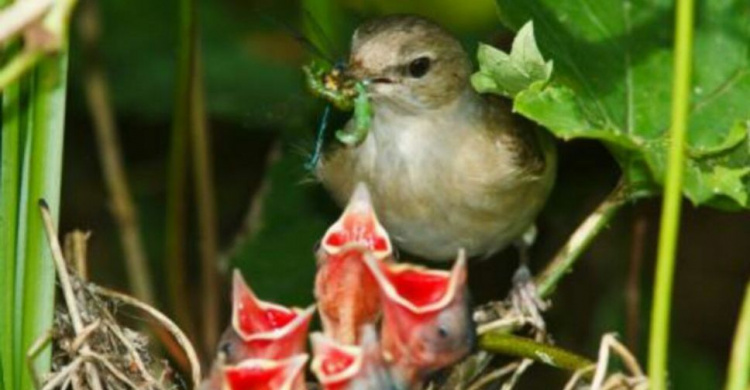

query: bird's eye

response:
[437,326,449,338]
[408,57,431,78]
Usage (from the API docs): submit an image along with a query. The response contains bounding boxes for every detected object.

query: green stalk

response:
[647,0,694,387]
[1,63,23,390]
[479,333,594,374]
[725,282,750,390]
[20,46,69,390]
[536,179,629,298]
[164,0,197,340]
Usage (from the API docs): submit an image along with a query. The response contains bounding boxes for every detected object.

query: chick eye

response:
[437,326,449,339]
[408,57,431,78]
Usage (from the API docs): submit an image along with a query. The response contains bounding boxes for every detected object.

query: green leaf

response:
[478,0,750,209]
[471,22,552,97]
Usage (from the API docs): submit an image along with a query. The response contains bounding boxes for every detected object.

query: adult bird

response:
[315,15,557,319]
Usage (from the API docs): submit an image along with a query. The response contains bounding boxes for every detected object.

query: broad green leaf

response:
[471,22,552,97]
[478,0,750,209]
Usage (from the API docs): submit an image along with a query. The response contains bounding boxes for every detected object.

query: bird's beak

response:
[320,182,392,260]
[231,270,315,359]
[310,332,364,387]
[364,250,467,315]
[363,250,471,383]
[221,355,308,390]
[346,59,393,85]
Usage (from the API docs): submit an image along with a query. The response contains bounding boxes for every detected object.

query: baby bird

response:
[316,15,556,262]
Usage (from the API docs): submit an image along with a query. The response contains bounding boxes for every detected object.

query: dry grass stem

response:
[33,202,199,389]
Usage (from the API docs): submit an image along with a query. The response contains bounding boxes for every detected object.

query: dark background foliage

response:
[57,0,748,387]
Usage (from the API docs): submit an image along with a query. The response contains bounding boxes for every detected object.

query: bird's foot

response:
[508,264,549,333]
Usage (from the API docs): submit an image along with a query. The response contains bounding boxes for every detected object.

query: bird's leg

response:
[474,226,549,336]
[508,225,549,333]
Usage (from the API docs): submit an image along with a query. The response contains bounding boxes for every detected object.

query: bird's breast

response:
[319,102,554,261]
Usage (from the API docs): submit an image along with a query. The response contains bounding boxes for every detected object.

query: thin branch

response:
[64,230,91,280]
[466,362,520,390]
[536,179,630,298]
[39,201,103,390]
[478,333,594,374]
[77,0,155,305]
[40,200,84,333]
[91,285,202,388]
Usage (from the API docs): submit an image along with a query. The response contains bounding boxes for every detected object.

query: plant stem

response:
[724,282,750,390]
[479,333,594,374]
[189,53,220,352]
[647,0,694,387]
[78,0,155,305]
[164,0,197,341]
[0,61,23,390]
[536,179,630,298]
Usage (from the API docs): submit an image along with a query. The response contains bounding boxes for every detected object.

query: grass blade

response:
[19,48,69,390]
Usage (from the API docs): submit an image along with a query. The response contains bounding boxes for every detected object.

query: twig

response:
[27,331,53,389]
[69,320,100,352]
[77,0,155,306]
[536,179,630,298]
[39,201,104,390]
[190,47,220,354]
[0,0,54,44]
[478,333,594,374]
[64,230,91,280]
[91,285,202,388]
[80,350,139,388]
[501,359,533,390]
[466,362,520,390]
[102,319,160,387]
[40,200,84,333]
[563,366,596,390]
[40,356,85,390]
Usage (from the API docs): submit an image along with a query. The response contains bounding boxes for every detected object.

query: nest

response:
[31,203,201,390]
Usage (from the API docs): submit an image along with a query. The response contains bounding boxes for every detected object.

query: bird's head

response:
[347,15,472,112]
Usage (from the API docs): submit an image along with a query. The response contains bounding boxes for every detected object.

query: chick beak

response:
[310,332,364,389]
[320,182,392,260]
[231,271,315,360]
[221,355,308,390]
[363,250,470,383]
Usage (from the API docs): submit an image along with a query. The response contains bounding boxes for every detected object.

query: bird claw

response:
[508,265,549,333]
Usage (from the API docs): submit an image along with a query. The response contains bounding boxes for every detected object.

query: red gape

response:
[363,250,475,386]
[221,355,308,390]
[315,183,393,345]
[310,326,396,390]
[220,271,315,363]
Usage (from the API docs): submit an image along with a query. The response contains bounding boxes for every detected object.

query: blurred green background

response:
[56,0,748,387]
